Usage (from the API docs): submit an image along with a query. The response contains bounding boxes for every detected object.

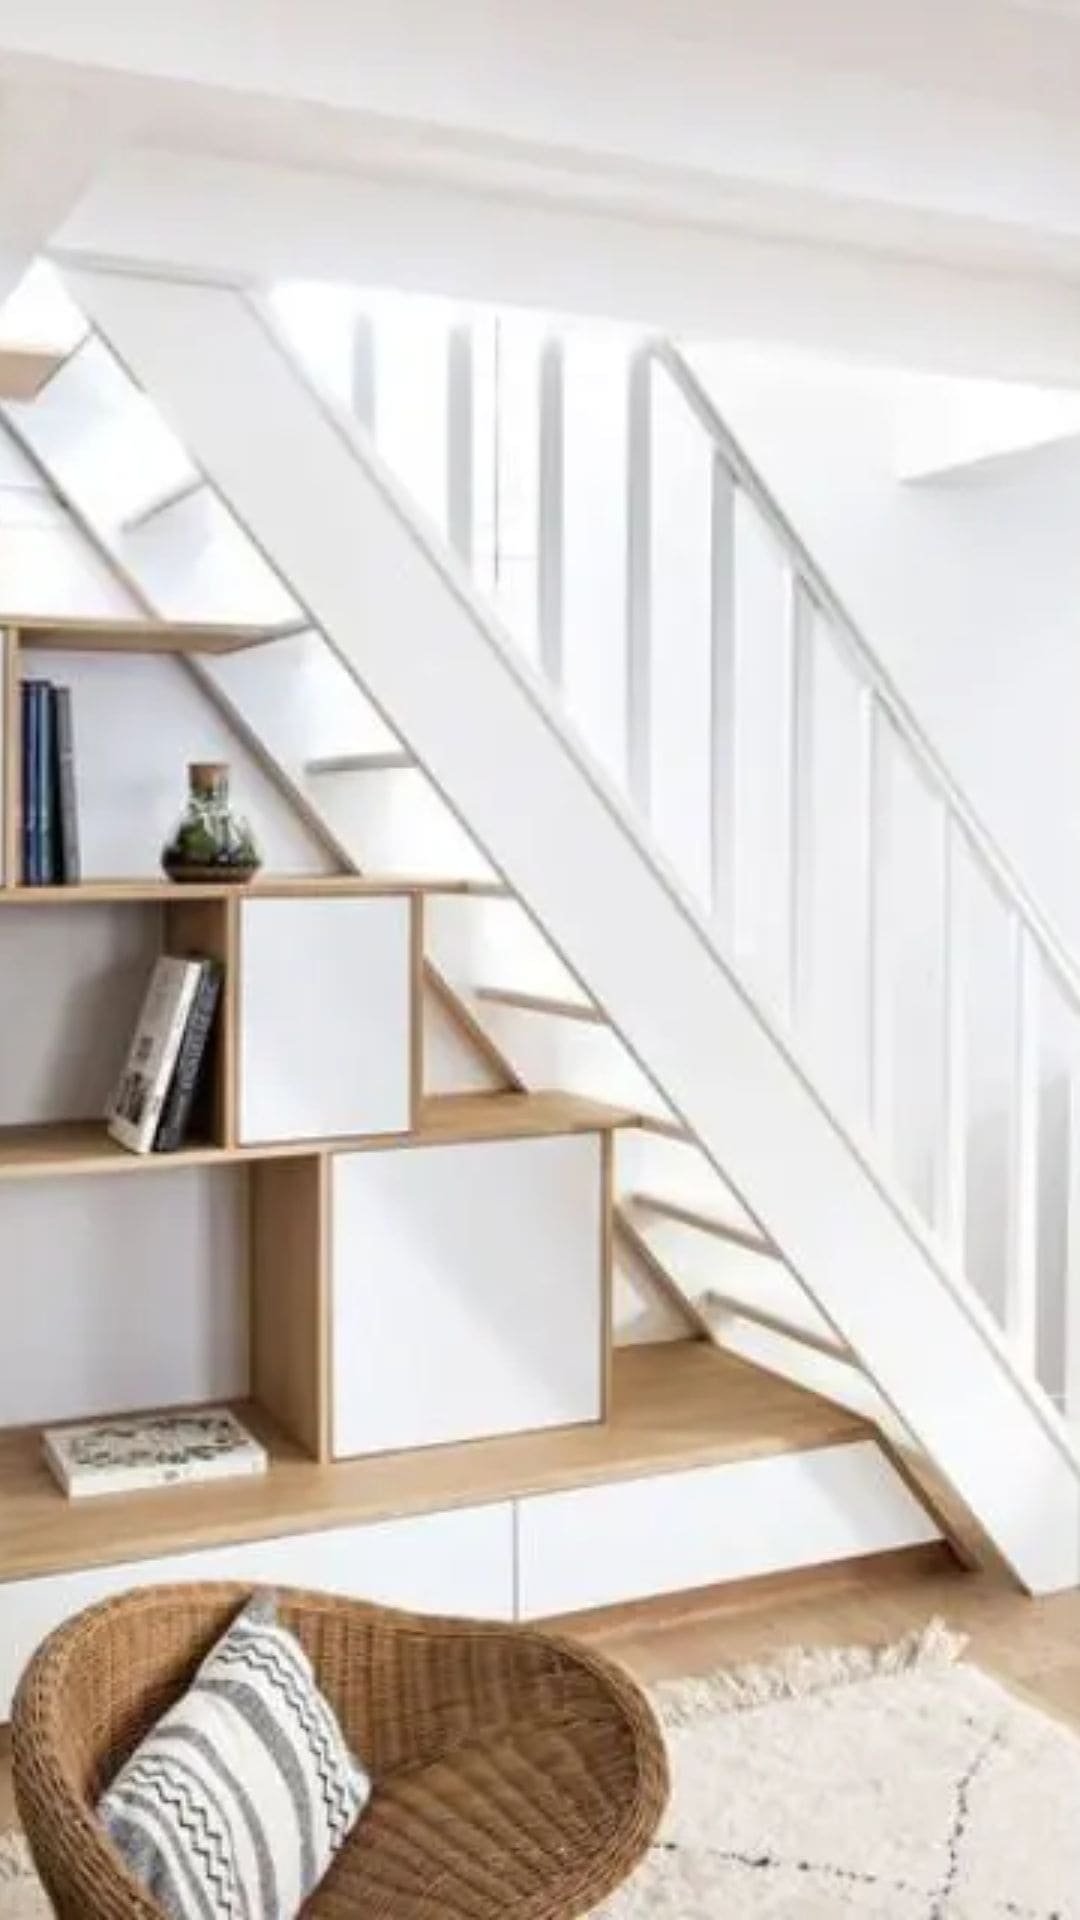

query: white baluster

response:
[1006,918,1041,1370]
[1063,1045,1080,1428]
[709,457,738,946]
[626,348,653,819]
[446,322,474,566]
[863,689,894,1154]
[937,810,968,1265]
[787,574,815,1028]
[537,337,564,689]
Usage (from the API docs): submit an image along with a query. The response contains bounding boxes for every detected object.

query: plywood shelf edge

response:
[0,1093,639,1181]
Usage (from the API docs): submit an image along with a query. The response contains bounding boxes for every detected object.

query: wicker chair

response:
[12,1582,669,1919]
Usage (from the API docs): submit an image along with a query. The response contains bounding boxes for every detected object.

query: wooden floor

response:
[6,1546,1080,1832]
[572,1544,1080,1733]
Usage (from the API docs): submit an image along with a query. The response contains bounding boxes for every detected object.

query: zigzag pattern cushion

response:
[97,1593,370,1919]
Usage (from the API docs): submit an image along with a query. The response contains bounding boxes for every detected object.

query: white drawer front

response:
[332,1134,604,1457]
[238,896,413,1143]
[0,1502,513,1718]
[516,1441,939,1617]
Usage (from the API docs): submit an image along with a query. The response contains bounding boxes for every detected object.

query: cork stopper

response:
[188,761,230,798]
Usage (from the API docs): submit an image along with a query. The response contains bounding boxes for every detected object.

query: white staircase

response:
[5,262,1080,1590]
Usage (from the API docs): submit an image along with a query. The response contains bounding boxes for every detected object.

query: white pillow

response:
[98,1592,370,1919]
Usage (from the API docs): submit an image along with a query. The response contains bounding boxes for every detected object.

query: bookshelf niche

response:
[0,616,627,1593]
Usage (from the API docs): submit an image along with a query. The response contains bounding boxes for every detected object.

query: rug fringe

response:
[653,1617,968,1727]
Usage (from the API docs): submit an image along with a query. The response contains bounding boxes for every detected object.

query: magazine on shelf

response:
[42,1406,269,1500]
[107,956,206,1154]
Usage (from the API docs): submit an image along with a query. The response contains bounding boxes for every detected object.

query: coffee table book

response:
[42,1407,269,1499]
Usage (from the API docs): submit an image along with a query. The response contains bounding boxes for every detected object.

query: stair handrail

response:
[653,338,1080,1020]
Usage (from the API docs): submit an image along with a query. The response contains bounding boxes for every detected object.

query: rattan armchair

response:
[12,1581,668,1919]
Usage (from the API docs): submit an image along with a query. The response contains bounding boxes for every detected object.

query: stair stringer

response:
[65,263,1080,1592]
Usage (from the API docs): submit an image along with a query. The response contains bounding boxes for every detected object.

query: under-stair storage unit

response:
[60,262,1080,1593]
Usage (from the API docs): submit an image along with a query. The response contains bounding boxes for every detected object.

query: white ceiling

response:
[3,1,1080,283]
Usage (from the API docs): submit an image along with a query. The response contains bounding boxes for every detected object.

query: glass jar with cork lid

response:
[161,762,261,883]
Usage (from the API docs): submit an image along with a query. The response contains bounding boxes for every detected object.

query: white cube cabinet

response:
[332,1133,606,1457]
[238,896,414,1144]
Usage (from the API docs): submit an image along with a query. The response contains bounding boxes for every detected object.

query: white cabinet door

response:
[0,1502,515,1716]
[332,1133,605,1457]
[238,896,413,1143]
[516,1442,939,1617]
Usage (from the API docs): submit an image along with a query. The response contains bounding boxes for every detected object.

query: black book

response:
[153,963,223,1152]
[19,682,36,883]
[38,682,56,884]
[53,686,81,884]
[21,679,56,884]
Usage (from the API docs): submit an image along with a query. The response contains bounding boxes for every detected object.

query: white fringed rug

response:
[4,1624,1080,1917]
[595,1622,1080,1917]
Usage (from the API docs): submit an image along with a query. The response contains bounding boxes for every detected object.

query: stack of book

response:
[20,678,80,885]
[107,955,223,1153]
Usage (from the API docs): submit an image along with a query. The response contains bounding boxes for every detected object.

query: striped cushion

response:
[98,1594,370,1919]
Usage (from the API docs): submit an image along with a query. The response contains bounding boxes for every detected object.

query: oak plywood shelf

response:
[0,874,501,905]
[0,1344,869,1585]
[8,615,298,656]
[0,1093,637,1181]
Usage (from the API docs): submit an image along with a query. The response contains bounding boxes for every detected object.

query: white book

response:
[107,956,205,1153]
[43,1407,269,1500]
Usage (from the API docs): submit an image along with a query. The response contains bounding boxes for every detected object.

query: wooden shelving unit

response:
[0,1345,869,1585]
[0,606,638,1586]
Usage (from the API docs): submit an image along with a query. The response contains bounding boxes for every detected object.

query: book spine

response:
[107,959,205,1154]
[153,965,223,1151]
[19,684,33,883]
[53,686,81,885]
[21,682,40,884]
[37,683,56,885]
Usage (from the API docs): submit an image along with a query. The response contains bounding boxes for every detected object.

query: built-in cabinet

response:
[331,1134,606,1457]
[238,895,416,1144]
[514,1442,939,1618]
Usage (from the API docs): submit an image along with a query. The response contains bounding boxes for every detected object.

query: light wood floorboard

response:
[572,1545,1080,1734]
